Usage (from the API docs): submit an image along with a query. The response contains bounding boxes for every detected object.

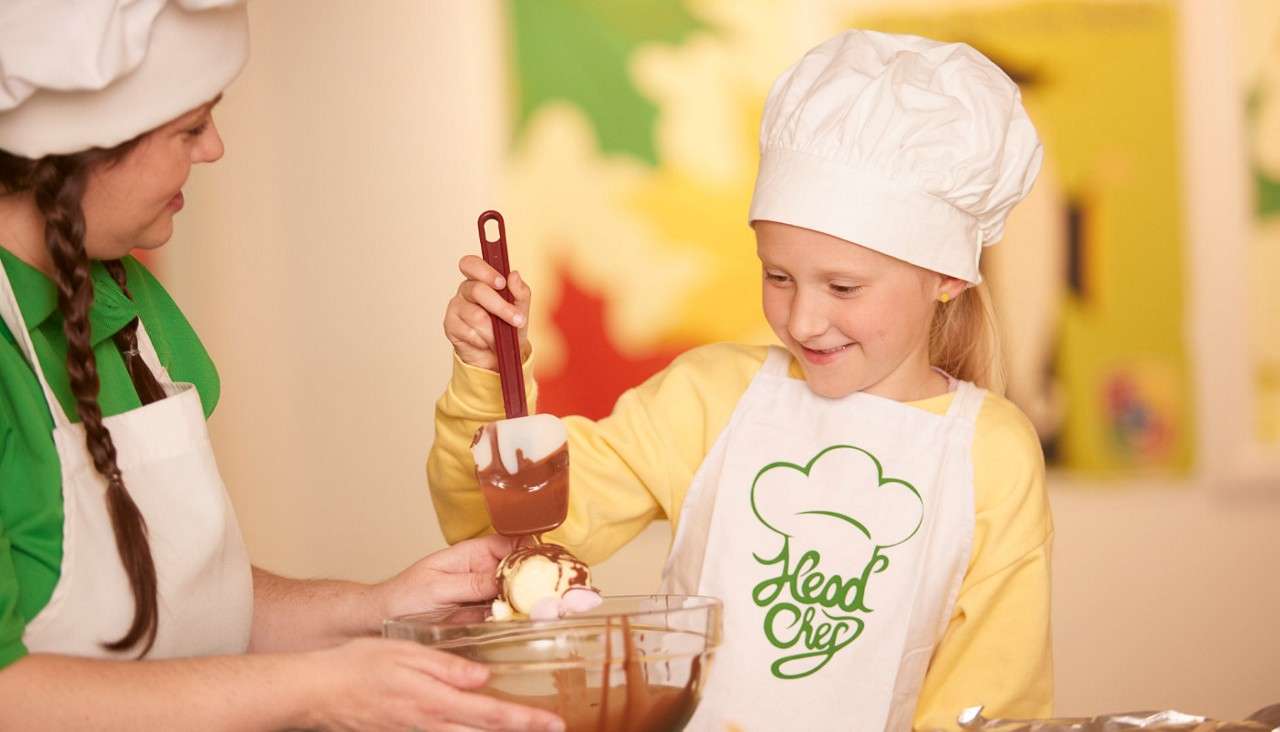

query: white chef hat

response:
[0,0,249,159]
[748,30,1043,284]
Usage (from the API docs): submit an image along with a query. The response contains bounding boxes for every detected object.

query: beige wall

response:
[167,0,1278,723]
[170,0,506,581]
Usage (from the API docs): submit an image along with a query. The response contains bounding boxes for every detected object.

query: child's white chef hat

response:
[0,0,249,159]
[748,30,1043,284]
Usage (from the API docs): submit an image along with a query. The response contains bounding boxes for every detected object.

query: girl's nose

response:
[787,288,828,343]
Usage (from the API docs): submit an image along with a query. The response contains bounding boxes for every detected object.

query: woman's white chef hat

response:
[748,30,1043,284]
[0,0,249,159]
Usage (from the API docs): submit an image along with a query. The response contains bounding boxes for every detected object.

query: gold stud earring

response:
[938,292,951,304]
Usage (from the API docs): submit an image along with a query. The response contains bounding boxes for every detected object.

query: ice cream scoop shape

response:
[495,543,598,617]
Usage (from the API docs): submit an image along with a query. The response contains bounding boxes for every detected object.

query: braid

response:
[31,156,159,657]
[103,259,129,293]
[104,259,168,405]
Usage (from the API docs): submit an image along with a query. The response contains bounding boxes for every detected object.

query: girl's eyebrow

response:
[815,267,866,279]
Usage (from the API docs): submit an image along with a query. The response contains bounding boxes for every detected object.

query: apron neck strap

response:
[944,380,987,424]
[128,313,176,389]
[0,257,72,428]
[763,346,792,376]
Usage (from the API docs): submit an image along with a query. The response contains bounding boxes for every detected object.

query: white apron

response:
[0,259,253,659]
[662,347,981,731]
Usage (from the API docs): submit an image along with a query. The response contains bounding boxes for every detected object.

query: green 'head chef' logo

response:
[749,444,924,680]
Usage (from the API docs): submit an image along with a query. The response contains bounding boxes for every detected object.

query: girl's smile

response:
[798,341,855,365]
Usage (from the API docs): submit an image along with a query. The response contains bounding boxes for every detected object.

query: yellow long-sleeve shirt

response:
[428,342,1053,729]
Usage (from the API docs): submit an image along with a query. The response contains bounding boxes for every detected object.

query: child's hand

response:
[444,255,532,371]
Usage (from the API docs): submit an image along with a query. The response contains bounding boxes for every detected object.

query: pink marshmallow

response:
[561,588,603,614]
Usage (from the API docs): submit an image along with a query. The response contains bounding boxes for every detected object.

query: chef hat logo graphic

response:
[750,445,924,568]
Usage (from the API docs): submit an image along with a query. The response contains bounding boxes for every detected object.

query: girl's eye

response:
[764,272,790,284]
[185,121,209,138]
[830,283,861,296]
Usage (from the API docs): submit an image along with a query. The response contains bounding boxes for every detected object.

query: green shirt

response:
[0,247,219,667]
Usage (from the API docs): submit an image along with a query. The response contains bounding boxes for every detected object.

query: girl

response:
[432,30,1051,731]
[0,1,563,729]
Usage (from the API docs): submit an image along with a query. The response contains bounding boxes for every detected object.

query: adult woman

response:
[0,2,561,729]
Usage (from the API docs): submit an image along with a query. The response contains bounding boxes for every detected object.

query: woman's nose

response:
[196,120,225,164]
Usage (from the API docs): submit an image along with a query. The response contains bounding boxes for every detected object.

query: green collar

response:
[0,247,140,347]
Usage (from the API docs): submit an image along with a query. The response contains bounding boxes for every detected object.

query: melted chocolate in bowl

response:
[474,425,570,536]
[384,596,722,732]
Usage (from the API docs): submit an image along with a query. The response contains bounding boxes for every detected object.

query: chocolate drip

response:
[593,616,704,732]
[475,425,570,537]
[498,617,707,732]
[597,617,612,731]
[622,616,642,731]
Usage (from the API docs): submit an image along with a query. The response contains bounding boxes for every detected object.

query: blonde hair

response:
[929,281,1006,394]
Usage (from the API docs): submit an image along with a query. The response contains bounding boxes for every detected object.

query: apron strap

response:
[0,257,73,429]
[944,380,987,425]
[131,317,178,389]
[762,345,792,376]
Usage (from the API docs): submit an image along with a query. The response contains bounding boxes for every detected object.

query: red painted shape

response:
[536,266,692,420]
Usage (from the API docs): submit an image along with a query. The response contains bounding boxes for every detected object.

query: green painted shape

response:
[1246,83,1280,218]
[507,0,706,164]
[1256,171,1280,218]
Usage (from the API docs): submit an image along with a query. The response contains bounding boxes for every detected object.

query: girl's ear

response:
[936,276,968,303]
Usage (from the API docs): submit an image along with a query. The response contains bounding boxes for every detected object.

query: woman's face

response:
[81,97,224,259]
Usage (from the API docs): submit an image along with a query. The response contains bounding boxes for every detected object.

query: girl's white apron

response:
[662,347,982,731]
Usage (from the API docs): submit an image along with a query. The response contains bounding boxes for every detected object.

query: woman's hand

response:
[372,534,516,621]
[444,255,532,370]
[251,536,516,656]
[302,638,564,732]
[0,646,562,732]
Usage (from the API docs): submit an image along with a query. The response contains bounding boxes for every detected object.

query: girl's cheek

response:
[761,288,786,321]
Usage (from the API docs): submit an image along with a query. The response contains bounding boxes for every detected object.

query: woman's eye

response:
[185,122,209,137]
[830,283,861,296]
[764,272,790,284]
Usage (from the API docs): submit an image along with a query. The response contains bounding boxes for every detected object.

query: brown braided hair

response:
[1,141,160,656]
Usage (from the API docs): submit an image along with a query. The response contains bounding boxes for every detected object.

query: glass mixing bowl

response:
[384,595,722,732]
